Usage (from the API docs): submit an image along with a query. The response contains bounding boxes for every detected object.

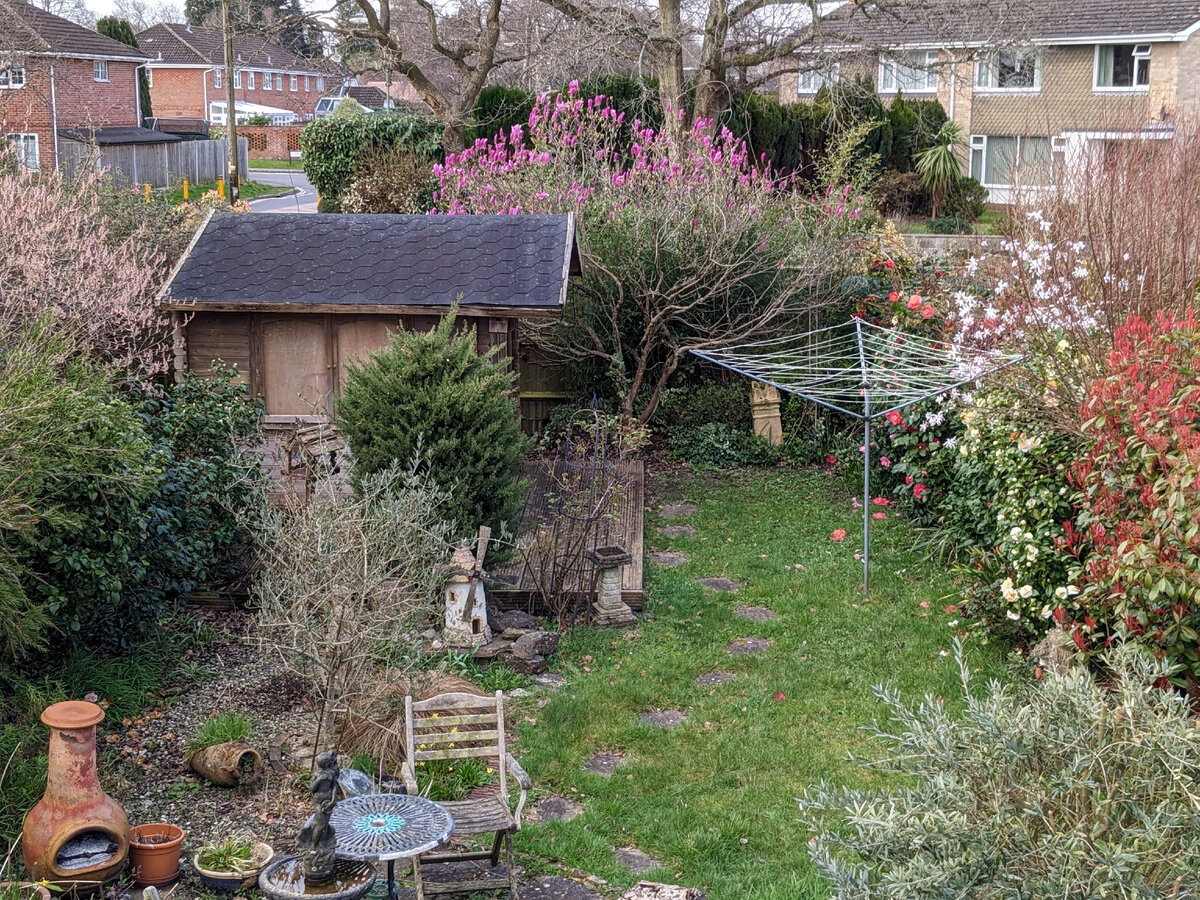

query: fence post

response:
[218,177,225,199]
[182,179,189,201]
[144,183,151,203]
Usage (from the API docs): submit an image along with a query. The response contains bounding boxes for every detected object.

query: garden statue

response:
[296,750,339,884]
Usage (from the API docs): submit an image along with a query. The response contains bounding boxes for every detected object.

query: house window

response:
[146,67,152,87]
[214,68,222,88]
[233,69,241,88]
[970,134,1053,187]
[317,75,325,91]
[93,59,109,82]
[248,70,256,89]
[263,71,272,90]
[1095,44,1151,89]
[275,73,283,91]
[290,73,298,91]
[975,50,1040,90]
[797,62,839,95]
[0,66,25,89]
[304,75,310,91]
[879,50,939,93]
[6,133,38,170]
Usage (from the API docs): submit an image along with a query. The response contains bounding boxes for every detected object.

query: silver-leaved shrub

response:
[799,643,1200,897]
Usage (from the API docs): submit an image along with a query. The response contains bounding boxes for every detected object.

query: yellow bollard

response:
[217,177,225,199]
[143,183,151,202]
[182,179,189,201]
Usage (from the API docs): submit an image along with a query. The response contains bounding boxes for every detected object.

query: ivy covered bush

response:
[336,310,526,541]
[800,643,1200,897]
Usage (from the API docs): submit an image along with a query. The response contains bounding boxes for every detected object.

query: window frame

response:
[275,73,283,91]
[878,49,939,94]
[974,49,1041,92]
[263,70,272,90]
[969,133,1054,188]
[214,67,221,88]
[317,75,325,91]
[290,73,298,91]
[247,70,255,90]
[6,132,38,170]
[1093,43,1151,92]
[93,59,109,82]
[796,61,839,96]
[0,66,25,89]
[233,69,241,89]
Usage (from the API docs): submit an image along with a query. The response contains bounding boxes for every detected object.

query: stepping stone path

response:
[726,637,772,655]
[735,605,777,622]
[696,577,741,592]
[584,750,625,775]
[638,709,687,727]
[621,884,706,900]
[658,525,697,539]
[535,673,566,690]
[527,795,584,824]
[648,550,689,568]
[659,503,699,520]
[614,847,665,874]
[694,671,735,686]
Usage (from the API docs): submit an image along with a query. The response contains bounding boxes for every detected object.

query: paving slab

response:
[658,525,697,539]
[584,750,625,775]
[520,877,604,900]
[621,884,706,900]
[614,847,664,874]
[527,794,584,824]
[535,673,567,690]
[694,671,735,686]
[735,605,777,622]
[638,709,686,727]
[659,503,699,520]
[726,637,772,655]
[648,550,689,568]
[696,577,741,592]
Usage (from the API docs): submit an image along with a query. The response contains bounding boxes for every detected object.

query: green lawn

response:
[166,180,288,204]
[511,465,1007,899]
[247,158,306,170]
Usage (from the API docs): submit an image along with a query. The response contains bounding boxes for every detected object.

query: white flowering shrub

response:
[799,642,1200,898]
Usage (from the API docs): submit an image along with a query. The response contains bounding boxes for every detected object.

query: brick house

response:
[782,0,1200,201]
[0,0,150,172]
[138,24,342,123]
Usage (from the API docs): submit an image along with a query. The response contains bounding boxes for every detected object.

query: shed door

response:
[335,317,399,391]
[262,317,330,415]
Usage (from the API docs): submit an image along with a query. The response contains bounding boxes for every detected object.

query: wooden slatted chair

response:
[401,690,531,899]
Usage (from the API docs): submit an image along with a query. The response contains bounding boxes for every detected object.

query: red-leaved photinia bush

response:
[432,82,865,421]
[1068,311,1200,684]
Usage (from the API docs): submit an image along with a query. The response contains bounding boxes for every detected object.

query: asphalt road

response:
[247,167,318,213]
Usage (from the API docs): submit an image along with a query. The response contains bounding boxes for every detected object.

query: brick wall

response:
[238,125,303,159]
[148,65,329,120]
[0,57,140,172]
[1177,32,1200,120]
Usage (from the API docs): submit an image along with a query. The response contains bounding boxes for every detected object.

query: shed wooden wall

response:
[182,310,518,418]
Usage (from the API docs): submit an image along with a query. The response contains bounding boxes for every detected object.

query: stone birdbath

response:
[586,545,636,627]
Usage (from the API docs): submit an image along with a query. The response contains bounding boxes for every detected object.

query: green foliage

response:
[195,837,255,874]
[828,76,892,169]
[925,214,972,234]
[300,114,442,210]
[187,713,252,751]
[339,146,436,214]
[800,642,1200,897]
[444,649,531,693]
[96,17,151,122]
[414,756,495,802]
[336,308,526,540]
[730,92,828,179]
[666,423,778,469]
[654,381,751,432]
[943,174,988,222]
[467,85,535,144]
[915,120,967,218]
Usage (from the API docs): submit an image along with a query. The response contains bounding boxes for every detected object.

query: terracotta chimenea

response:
[22,701,130,893]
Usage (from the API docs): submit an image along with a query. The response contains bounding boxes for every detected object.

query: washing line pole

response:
[854,318,872,594]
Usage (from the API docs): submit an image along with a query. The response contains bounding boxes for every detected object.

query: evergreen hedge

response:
[336,310,527,541]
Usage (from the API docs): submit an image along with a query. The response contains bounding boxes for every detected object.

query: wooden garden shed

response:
[160,211,581,423]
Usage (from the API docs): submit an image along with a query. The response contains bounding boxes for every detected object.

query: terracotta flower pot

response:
[21,701,129,894]
[128,824,185,887]
[192,842,274,892]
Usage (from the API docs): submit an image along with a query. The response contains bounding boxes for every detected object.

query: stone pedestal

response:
[749,383,783,446]
[587,546,636,627]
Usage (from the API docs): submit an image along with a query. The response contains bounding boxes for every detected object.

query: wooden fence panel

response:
[60,138,250,188]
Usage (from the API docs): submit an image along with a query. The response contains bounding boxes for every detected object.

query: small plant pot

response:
[128,823,185,886]
[192,842,274,892]
[0,882,52,900]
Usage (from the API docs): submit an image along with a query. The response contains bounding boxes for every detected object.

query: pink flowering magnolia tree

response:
[0,159,170,379]
[434,85,866,422]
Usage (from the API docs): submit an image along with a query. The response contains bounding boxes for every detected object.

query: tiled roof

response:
[59,125,182,144]
[343,85,389,108]
[816,0,1200,47]
[137,23,341,74]
[0,0,151,58]
[163,213,582,310]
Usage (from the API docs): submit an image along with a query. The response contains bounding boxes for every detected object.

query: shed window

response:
[1095,44,1150,89]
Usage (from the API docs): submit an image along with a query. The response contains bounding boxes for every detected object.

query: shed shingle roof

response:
[0,0,151,58]
[137,23,340,74]
[816,0,1200,47]
[163,213,582,311]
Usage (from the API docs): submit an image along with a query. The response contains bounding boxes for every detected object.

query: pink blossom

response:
[879,456,891,468]
[872,512,887,520]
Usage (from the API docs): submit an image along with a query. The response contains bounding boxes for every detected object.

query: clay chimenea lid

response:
[41,700,105,730]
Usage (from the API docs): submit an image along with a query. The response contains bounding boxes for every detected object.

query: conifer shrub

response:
[336,310,527,541]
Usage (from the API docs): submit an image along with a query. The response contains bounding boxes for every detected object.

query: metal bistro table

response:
[331,793,455,900]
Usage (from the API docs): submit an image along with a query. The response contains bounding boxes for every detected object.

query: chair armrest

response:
[504,753,532,790]
[505,753,530,829]
[400,760,419,794]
